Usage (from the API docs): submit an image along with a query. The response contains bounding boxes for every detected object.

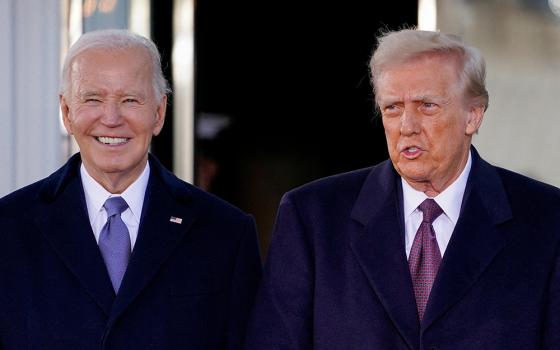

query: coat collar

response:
[36,153,198,322]
[108,155,198,325]
[38,153,194,205]
[36,154,115,315]
[422,147,512,329]
[349,147,513,349]
[349,159,420,349]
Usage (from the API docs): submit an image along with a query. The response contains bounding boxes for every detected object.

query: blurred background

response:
[2,0,560,257]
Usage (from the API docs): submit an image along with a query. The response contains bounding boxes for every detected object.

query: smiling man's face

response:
[60,47,166,193]
[376,53,483,196]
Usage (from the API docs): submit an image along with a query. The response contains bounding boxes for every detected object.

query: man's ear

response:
[60,94,73,135]
[152,95,167,136]
[465,105,484,136]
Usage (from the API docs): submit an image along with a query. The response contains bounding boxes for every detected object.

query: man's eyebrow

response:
[77,91,148,99]
[377,95,401,105]
[78,91,103,98]
[122,91,147,98]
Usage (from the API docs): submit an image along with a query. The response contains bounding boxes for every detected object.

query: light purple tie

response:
[99,197,131,293]
[408,198,443,321]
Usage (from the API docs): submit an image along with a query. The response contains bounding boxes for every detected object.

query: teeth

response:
[407,147,418,152]
[97,136,128,145]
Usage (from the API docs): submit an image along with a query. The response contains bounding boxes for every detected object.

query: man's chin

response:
[395,165,428,183]
[88,161,129,177]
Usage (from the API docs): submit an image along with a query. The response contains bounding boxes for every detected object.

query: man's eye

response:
[422,102,438,109]
[123,98,139,103]
[383,105,400,116]
[84,98,101,103]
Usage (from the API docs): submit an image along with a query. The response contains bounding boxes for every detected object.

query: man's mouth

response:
[401,146,422,159]
[96,136,129,145]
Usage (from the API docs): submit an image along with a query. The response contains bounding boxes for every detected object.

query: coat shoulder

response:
[151,160,253,224]
[497,168,560,213]
[181,179,252,221]
[496,166,560,204]
[280,161,394,215]
[0,179,46,218]
[285,166,374,202]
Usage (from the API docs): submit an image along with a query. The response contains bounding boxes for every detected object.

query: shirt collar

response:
[402,150,472,224]
[80,161,150,224]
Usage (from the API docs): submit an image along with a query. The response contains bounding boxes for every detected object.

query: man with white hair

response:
[0,29,261,349]
[246,29,560,349]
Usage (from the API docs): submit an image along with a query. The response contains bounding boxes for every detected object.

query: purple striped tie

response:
[99,197,131,293]
[408,198,443,321]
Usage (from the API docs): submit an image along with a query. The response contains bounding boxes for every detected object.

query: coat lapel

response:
[108,156,197,324]
[422,149,513,330]
[35,155,115,316]
[33,154,200,322]
[349,161,420,350]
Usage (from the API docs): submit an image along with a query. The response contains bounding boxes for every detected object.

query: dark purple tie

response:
[99,197,131,293]
[408,198,443,321]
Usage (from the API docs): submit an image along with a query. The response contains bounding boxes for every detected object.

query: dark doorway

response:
[152,0,418,256]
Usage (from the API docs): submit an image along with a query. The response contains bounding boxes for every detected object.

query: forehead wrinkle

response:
[71,50,153,95]
[78,90,104,97]
[380,90,439,103]
[378,91,454,109]
[378,93,400,103]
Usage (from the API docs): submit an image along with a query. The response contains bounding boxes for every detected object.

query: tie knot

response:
[418,198,443,224]
[103,197,129,217]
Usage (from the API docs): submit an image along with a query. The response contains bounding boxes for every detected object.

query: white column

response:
[172,0,195,183]
[0,0,15,195]
[0,0,62,197]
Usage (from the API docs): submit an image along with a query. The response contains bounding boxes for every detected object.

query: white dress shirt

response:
[402,151,472,259]
[80,162,150,251]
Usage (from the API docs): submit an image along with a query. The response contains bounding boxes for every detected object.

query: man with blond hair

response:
[246,29,560,349]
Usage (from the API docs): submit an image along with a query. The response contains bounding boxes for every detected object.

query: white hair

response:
[60,29,171,100]
[370,29,489,110]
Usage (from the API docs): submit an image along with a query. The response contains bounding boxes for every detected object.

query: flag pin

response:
[170,216,183,224]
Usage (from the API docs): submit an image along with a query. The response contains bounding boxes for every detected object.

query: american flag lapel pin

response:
[170,216,183,224]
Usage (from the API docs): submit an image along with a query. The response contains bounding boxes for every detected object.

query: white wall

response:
[0,0,62,197]
[438,0,560,186]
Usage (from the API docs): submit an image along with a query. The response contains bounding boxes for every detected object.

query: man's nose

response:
[101,102,123,126]
[400,105,421,135]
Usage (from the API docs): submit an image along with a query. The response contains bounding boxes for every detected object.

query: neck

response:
[406,149,471,198]
[83,160,148,194]
[96,176,134,194]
